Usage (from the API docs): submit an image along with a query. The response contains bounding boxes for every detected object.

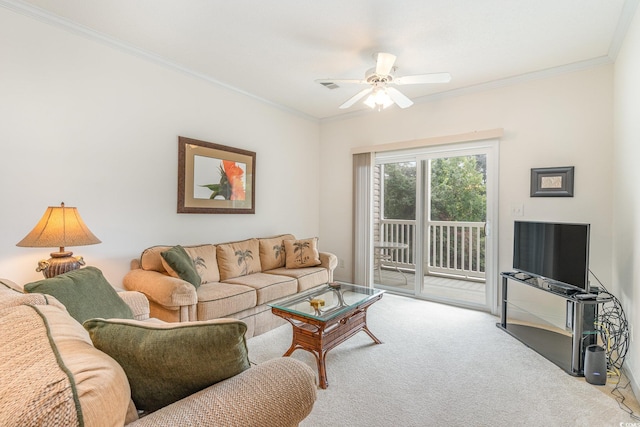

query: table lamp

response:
[16,202,101,278]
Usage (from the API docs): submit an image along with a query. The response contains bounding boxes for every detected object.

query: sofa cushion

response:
[266,266,330,292]
[197,282,257,319]
[161,245,201,289]
[217,238,262,280]
[259,234,295,271]
[0,304,131,427]
[184,244,220,283]
[284,237,322,269]
[224,273,297,305]
[84,317,250,412]
[24,266,134,324]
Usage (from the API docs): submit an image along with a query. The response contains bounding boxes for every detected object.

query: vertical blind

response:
[353,152,373,285]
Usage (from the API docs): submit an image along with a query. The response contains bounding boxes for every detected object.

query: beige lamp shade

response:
[17,202,101,278]
[17,202,101,249]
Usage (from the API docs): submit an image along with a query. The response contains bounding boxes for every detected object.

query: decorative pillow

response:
[182,244,220,284]
[259,235,294,271]
[284,237,322,269]
[83,317,250,412]
[217,238,262,281]
[24,267,134,324]
[161,245,201,289]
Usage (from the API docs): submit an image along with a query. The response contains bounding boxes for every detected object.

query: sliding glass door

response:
[372,141,498,310]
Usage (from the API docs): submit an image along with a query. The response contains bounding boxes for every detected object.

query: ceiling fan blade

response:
[375,52,396,76]
[339,87,373,109]
[386,87,414,109]
[393,73,452,85]
[315,78,367,85]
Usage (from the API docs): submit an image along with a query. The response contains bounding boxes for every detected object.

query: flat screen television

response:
[513,221,590,292]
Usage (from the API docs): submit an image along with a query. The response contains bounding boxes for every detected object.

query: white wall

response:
[0,8,321,286]
[613,5,640,393]
[320,65,614,307]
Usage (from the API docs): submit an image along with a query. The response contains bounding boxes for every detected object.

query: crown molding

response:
[0,0,319,123]
[608,0,640,60]
[413,56,614,105]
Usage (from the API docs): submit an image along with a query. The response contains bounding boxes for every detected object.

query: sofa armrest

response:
[0,278,23,293]
[123,269,198,309]
[126,358,317,427]
[319,252,338,282]
[118,291,151,321]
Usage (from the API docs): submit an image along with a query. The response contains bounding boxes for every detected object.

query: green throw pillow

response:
[24,266,133,324]
[83,318,250,411]
[161,245,201,289]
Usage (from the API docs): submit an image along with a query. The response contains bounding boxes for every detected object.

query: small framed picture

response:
[530,166,574,197]
[178,136,256,214]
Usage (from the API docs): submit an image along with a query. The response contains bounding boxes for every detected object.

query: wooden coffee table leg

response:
[283,342,298,357]
[362,325,382,344]
[317,349,329,389]
[361,307,383,344]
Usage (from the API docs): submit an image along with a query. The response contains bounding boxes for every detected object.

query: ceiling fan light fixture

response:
[364,87,393,110]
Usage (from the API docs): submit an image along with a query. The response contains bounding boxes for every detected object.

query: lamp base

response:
[36,251,86,278]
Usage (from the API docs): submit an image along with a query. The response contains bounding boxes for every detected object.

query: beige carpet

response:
[247,293,636,426]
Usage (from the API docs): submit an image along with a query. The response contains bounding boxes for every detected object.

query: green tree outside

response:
[383,162,416,220]
[430,156,486,222]
[382,156,486,222]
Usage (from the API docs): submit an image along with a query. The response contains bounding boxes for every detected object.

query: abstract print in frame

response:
[178,136,255,214]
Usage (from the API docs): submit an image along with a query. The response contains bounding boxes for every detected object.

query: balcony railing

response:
[378,219,486,282]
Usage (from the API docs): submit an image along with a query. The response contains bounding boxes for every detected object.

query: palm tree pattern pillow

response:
[216,239,262,281]
[284,237,321,269]
[258,235,294,271]
[182,245,219,284]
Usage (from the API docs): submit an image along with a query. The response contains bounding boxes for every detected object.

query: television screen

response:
[513,221,590,291]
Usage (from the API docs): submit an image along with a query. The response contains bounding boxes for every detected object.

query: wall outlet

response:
[511,203,524,217]
[338,259,345,268]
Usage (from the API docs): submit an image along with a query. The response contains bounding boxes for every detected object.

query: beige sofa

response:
[123,234,338,337]
[0,277,317,427]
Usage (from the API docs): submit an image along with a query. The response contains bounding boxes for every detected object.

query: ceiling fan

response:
[316,52,451,110]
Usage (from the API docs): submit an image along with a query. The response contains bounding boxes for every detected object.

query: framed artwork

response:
[178,136,255,214]
[530,166,574,197]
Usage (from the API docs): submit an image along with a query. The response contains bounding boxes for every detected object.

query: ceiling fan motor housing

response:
[365,67,396,84]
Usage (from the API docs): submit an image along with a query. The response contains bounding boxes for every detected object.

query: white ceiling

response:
[4,0,638,120]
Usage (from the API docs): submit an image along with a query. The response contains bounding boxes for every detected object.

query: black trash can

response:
[584,345,607,385]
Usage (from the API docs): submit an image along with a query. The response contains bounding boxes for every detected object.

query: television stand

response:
[498,272,611,376]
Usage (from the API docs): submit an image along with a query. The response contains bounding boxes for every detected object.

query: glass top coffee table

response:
[268,282,384,388]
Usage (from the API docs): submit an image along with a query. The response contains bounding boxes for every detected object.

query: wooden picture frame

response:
[530,166,574,197]
[178,136,255,214]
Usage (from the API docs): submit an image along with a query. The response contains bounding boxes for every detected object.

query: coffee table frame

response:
[270,285,383,389]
